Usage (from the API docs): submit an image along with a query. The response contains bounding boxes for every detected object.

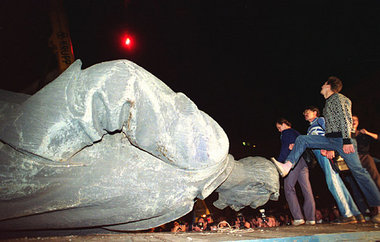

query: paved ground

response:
[2,223,380,241]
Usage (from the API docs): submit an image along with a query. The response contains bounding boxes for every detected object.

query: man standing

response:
[352,115,380,190]
[275,118,315,226]
[303,106,364,223]
[271,76,380,223]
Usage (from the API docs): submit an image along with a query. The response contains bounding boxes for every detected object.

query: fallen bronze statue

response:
[0,59,279,231]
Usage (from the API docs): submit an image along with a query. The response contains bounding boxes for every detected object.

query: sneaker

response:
[306,220,316,225]
[330,216,357,224]
[293,219,305,226]
[371,214,380,223]
[355,214,366,223]
[270,157,290,177]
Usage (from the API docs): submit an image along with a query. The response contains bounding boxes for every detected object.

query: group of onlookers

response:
[271,76,380,225]
[147,205,372,232]
[150,76,380,233]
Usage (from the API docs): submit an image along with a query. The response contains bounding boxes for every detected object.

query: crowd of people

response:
[148,205,371,233]
[271,76,380,225]
[148,76,379,233]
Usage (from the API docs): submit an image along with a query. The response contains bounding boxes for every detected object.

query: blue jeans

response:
[287,135,380,207]
[343,174,370,216]
[313,150,361,217]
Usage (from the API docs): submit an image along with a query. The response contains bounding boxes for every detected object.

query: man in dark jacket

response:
[275,118,315,226]
[352,115,380,190]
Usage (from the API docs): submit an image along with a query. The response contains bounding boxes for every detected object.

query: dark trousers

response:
[284,157,316,221]
[360,154,380,191]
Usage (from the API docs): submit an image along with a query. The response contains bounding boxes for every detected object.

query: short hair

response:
[304,106,320,117]
[326,76,343,93]
[276,118,291,127]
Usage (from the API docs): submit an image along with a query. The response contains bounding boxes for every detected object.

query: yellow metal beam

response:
[49,0,75,73]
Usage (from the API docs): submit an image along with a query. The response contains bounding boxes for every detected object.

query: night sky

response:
[1,0,380,160]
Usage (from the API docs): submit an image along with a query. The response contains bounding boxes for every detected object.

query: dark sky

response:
[1,0,380,159]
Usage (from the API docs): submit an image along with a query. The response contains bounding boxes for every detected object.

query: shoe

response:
[306,220,316,225]
[293,219,305,226]
[355,214,366,223]
[330,216,357,224]
[270,157,289,177]
[371,214,380,223]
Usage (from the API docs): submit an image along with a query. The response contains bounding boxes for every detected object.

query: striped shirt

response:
[307,117,325,136]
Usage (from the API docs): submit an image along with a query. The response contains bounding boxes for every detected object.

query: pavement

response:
[2,223,380,241]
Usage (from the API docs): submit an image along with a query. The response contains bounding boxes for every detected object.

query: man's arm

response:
[337,95,353,144]
[360,129,379,140]
[332,95,355,153]
[278,130,298,162]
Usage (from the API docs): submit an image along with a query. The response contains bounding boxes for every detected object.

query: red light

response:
[122,34,133,49]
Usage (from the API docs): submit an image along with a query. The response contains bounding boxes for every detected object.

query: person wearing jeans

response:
[271,76,380,223]
[303,106,364,224]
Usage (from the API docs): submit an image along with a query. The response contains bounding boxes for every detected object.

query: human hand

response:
[359,129,368,135]
[289,143,294,150]
[343,144,355,154]
[320,150,327,156]
[325,150,335,159]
